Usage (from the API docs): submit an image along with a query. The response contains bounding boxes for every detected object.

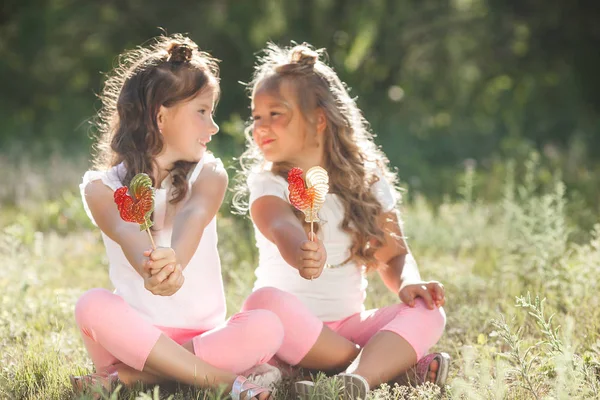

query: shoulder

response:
[81,175,121,228]
[81,164,125,192]
[189,153,225,181]
[198,158,228,184]
[84,177,115,197]
[80,165,126,226]
[247,169,289,206]
[365,160,400,212]
[248,169,287,189]
[189,157,228,199]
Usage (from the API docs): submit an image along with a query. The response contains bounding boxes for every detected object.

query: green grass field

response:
[1,156,599,399]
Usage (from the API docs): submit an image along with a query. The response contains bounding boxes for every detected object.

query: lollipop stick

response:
[310,206,315,239]
[146,230,157,250]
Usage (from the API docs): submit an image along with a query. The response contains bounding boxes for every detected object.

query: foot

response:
[266,357,299,379]
[243,363,283,389]
[417,352,450,387]
[425,357,439,382]
[394,352,450,388]
[69,370,120,398]
[231,375,272,400]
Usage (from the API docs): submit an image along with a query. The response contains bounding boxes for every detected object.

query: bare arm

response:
[251,195,326,279]
[375,210,422,294]
[170,161,228,269]
[84,180,153,278]
[251,196,309,270]
[375,210,445,308]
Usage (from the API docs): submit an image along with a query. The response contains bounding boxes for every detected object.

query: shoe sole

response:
[338,373,368,399]
[294,374,368,400]
[435,352,451,388]
[294,380,315,399]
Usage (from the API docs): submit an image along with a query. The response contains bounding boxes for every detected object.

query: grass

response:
[0,154,599,399]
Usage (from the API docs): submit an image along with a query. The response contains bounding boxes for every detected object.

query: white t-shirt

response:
[249,166,405,322]
[80,154,226,330]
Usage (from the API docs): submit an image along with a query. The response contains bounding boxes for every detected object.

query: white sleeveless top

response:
[80,154,226,329]
[248,166,412,322]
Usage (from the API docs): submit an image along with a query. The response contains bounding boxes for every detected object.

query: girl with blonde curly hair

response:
[235,42,450,398]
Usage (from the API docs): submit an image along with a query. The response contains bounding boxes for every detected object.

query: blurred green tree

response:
[0,0,598,207]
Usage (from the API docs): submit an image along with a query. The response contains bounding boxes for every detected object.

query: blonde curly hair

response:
[234,42,401,272]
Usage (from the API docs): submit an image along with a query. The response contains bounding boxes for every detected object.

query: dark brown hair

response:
[93,34,220,203]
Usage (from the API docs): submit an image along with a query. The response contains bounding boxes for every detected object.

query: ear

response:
[156,105,168,134]
[315,108,327,135]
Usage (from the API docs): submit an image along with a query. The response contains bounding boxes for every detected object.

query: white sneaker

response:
[295,373,369,399]
[243,363,283,389]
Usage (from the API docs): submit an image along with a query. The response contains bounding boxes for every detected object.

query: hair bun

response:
[290,44,318,67]
[167,43,194,63]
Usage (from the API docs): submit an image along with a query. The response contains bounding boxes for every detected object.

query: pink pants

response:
[242,287,446,365]
[75,288,284,374]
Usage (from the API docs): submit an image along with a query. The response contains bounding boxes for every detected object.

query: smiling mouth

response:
[261,138,275,146]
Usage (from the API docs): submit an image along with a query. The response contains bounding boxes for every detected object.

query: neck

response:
[153,154,174,188]
[289,144,326,173]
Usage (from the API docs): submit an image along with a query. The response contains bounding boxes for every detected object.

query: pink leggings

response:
[75,288,284,374]
[242,287,446,365]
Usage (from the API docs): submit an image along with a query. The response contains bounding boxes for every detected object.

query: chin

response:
[195,147,208,160]
[262,151,282,163]
[182,151,204,164]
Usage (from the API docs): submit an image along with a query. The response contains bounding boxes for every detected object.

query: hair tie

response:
[167,43,193,63]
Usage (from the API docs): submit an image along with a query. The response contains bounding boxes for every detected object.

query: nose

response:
[253,118,269,135]
[210,116,219,136]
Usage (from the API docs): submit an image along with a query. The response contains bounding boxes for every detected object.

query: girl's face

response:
[158,86,219,164]
[251,80,320,166]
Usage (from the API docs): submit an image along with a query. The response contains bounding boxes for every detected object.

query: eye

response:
[270,111,281,117]
[198,109,207,115]
[251,115,261,121]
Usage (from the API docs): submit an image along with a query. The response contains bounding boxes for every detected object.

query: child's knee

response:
[260,310,285,352]
[74,288,122,328]
[243,287,290,312]
[413,298,445,325]
[385,302,447,358]
[433,306,446,333]
[244,310,284,363]
[241,309,285,353]
[412,301,446,345]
